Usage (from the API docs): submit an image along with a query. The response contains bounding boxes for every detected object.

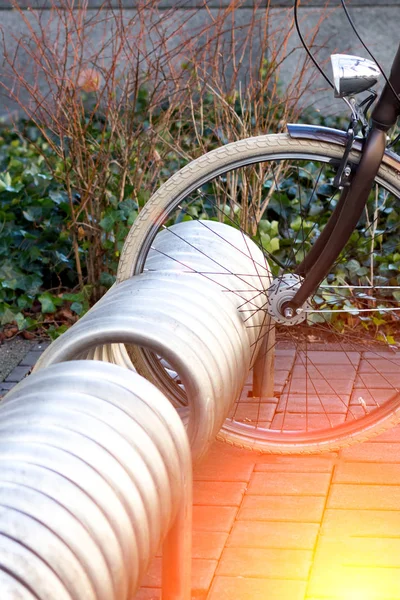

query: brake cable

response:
[294,0,400,105]
[293,0,334,89]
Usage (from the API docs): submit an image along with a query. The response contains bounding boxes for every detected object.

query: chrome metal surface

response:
[267,274,308,325]
[331,54,380,98]
[287,123,361,145]
[287,124,400,179]
[0,361,192,600]
[35,221,271,461]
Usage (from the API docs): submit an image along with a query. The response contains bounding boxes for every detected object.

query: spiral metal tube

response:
[35,221,270,460]
[0,361,192,600]
[0,222,270,599]
[91,220,270,370]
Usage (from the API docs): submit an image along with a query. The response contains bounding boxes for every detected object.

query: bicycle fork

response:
[282,46,400,317]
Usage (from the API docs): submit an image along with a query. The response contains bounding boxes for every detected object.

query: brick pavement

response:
[2,343,400,599]
[0,341,50,396]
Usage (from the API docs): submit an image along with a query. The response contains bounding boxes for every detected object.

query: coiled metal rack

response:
[1,221,270,599]
[0,361,191,600]
[35,220,271,460]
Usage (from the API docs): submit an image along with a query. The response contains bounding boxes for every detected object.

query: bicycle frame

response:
[283,42,400,316]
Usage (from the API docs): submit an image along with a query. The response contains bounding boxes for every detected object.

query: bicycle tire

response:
[117,133,400,454]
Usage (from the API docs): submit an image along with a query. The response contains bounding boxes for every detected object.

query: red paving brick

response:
[339,441,400,462]
[247,471,331,495]
[216,547,312,579]
[193,481,247,506]
[208,576,307,600]
[142,556,217,595]
[295,350,360,365]
[238,495,326,523]
[320,509,400,537]
[227,521,320,549]
[191,531,228,560]
[192,506,237,532]
[255,455,335,472]
[134,348,400,600]
[276,394,350,413]
[333,461,400,484]
[307,566,400,599]
[328,483,400,510]
[283,378,354,395]
[350,387,394,405]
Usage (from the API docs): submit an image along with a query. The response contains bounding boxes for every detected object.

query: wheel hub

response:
[266,274,309,325]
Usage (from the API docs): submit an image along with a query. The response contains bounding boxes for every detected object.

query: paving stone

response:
[294,351,360,365]
[273,370,290,385]
[370,425,400,442]
[192,531,228,560]
[4,365,31,382]
[271,412,345,431]
[255,455,335,472]
[333,461,400,485]
[363,351,400,359]
[358,358,400,373]
[383,373,400,387]
[192,506,237,532]
[193,482,247,507]
[227,521,319,550]
[216,547,312,579]
[0,382,16,392]
[349,388,394,406]
[354,373,395,389]
[345,405,373,421]
[276,394,350,414]
[142,557,217,594]
[229,402,278,423]
[313,537,400,568]
[307,565,400,599]
[193,445,255,483]
[238,495,326,523]
[196,441,255,465]
[247,471,331,496]
[283,378,353,395]
[275,348,296,356]
[291,364,357,379]
[328,484,400,510]
[30,341,50,352]
[339,441,400,462]
[320,509,400,537]
[236,394,278,405]
[243,372,290,393]
[18,350,44,367]
[207,576,307,600]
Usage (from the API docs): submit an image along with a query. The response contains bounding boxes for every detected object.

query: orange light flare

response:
[307,544,400,600]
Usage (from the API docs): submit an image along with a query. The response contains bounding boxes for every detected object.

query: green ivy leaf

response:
[99,213,116,232]
[1,307,17,325]
[15,312,27,330]
[38,292,57,313]
[70,301,83,315]
[99,272,116,288]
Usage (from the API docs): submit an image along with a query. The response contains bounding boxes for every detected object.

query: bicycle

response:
[116,0,400,453]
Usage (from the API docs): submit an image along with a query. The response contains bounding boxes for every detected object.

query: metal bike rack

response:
[7,221,271,599]
[0,361,192,600]
[35,221,271,461]
[137,219,275,398]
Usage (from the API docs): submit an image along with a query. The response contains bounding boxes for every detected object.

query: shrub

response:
[0,0,335,335]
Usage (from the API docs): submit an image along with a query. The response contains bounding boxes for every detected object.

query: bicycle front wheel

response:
[118,133,400,453]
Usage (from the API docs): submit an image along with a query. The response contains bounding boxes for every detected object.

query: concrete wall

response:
[0,0,398,121]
